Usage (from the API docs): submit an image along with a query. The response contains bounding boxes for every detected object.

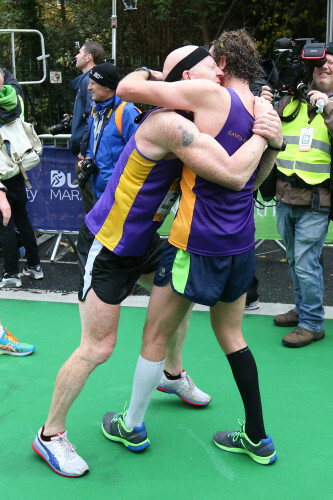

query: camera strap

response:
[330,138,333,221]
[279,99,302,122]
[91,103,114,158]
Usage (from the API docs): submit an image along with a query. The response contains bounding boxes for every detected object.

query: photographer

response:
[80,62,140,203]
[70,41,105,213]
[262,43,333,348]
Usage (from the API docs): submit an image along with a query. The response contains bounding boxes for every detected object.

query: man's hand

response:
[78,156,92,170]
[0,191,11,226]
[150,70,163,81]
[253,95,273,119]
[307,90,329,107]
[253,109,283,149]
[260,85,274,103]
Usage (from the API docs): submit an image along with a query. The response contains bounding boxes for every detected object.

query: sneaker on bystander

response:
[0,327,35,356]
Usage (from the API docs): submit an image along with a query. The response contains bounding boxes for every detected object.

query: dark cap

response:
[89,62,121,90]
[326,42,333,56]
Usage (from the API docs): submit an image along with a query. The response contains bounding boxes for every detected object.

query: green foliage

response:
[0,0,328,128]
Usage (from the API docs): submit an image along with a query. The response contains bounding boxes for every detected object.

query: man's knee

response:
[80,332,117,366]
[79,290,120,365]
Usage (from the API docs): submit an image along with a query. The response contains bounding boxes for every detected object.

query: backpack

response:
[114,101,127,136]
[0,118,43,189]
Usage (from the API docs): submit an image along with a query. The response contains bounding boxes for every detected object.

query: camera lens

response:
[74,170,91,188]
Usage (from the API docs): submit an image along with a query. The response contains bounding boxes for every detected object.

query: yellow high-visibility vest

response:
[277,99,331,185]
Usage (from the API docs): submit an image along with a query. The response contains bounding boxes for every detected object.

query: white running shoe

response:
[23,265,44,280]
[32,427,89,477]
[157,370,211,406]
[245,299,260,311]
[0,273,21,288]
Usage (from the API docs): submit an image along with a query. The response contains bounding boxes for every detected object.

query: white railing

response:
[0,28,49,84]
[38,134,71,148]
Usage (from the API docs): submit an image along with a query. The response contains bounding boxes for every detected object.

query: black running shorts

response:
[77,222,166,304]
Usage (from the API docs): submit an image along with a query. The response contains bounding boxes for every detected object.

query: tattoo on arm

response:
[178,125,194,147]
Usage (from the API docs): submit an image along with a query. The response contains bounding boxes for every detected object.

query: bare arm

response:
[252,108,283,190]
[117,69,220,112]
[0,189,11,226]
[178,120,281,191]
[147,110,271,191]
[174,131,267,191]
[253,148,278,190]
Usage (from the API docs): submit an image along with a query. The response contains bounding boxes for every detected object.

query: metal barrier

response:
[0,28,49,84]
[38,134,71,148]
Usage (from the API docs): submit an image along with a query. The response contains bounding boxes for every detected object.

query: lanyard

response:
[90,104,114,159]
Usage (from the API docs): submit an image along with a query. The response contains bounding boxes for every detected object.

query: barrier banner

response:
[254,196,280,240]
[26,146,85,231]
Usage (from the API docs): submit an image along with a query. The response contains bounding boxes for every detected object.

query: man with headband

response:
[103,30,281,466]
[32,35,281,477]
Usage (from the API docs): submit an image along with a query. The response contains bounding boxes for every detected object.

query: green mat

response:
[1,299,332,499]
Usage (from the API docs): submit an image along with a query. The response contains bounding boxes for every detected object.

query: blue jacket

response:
[70,71,92,156]
[86,94,140,198]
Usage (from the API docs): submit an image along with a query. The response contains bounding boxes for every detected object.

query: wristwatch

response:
[267,138,287,152]
[134,66,152,80]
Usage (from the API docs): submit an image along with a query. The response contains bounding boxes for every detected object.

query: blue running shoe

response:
[102,410,150,452]
[213,422,277,465]
[32,427,89,477]
[0,328,35,356]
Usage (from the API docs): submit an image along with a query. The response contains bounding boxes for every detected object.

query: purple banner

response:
[26,146,85,231]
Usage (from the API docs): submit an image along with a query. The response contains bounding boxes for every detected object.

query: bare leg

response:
[163,305,193,373]
[141,283,192,362]
[125,283,192,428]
[44,289,120,435]
[210,294,246,354]
[138,272,192,374]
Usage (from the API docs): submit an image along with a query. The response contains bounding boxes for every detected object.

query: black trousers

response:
[0,174,40,275]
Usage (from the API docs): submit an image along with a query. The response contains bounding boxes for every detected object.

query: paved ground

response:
[1,234,332,313]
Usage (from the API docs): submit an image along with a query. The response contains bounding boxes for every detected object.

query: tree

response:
[0,0,328,128]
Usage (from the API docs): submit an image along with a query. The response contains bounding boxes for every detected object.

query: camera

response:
[73,158,98,188]
[49,115,73,135]
[273,38,327,100]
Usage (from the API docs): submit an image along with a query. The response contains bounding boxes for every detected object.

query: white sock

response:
[125,355,165,429]
[0,326,4,338]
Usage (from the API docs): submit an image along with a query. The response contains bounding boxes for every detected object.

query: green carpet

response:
[1,299,332,500]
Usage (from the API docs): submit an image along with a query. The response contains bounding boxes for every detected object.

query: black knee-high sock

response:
[226,346,266,443]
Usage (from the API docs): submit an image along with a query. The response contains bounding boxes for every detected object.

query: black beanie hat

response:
[89,62,121,90]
